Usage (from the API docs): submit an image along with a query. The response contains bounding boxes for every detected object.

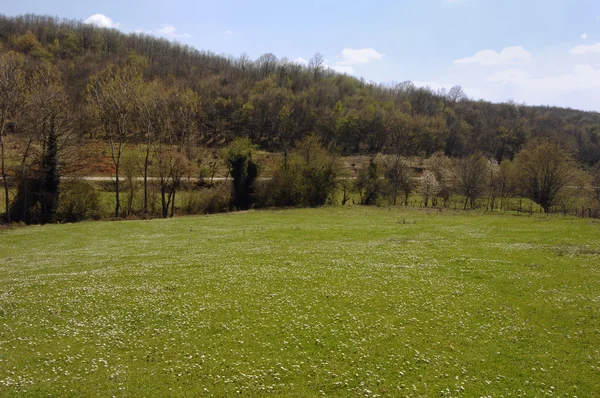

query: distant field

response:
[1,207,599,396]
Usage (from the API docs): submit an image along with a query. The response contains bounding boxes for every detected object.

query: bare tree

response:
[456,152,489,209]
[447,86,467,103]
[515,138,576,213]
[256,53,278,78]
[86,60,144,217]
[136,81,168,213]
[379,154,415,205]
[308,52,325,81]
[0,51,26,223]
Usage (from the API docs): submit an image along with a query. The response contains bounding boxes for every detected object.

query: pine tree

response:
[40,118,60,224]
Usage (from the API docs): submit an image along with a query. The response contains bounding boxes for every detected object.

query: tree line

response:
[0,14,599,224]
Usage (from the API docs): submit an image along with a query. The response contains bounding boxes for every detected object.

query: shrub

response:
[263,135,339,207]
[56,180,101,222]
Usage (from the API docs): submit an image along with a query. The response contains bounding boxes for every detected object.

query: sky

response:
[4,0,600,111]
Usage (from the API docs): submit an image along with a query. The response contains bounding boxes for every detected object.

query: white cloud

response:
[84,14,119,29]
[454,46,531,66]
[293,57,309,66]
[320,47,384,75]
[478,64,600,110]
[339,48,384,65]
[526,64,600,90]
[581,33,588,40]
[154,24,190,40]
[225,30,233,36]
[570,42,600,55]
[486,69,531,84]
[326,64,355,74]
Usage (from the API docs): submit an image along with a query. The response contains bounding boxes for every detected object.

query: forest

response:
[0,13,599,224]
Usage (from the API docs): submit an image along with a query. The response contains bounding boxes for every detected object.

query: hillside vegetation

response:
[1,14,599,163]
[1,14,599,225]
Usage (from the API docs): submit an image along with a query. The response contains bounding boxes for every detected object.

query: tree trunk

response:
[115,163,120,218]
[143,134,151,213]
[170,189,176,218]
[161,184,168,218]
[1,124,10,223]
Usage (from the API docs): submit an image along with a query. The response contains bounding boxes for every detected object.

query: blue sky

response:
[5,0,600,111]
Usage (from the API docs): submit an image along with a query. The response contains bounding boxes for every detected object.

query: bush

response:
[56,180,101,222]
[261,135,339,207]
[180,184,231,215]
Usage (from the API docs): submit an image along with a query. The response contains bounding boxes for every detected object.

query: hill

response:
[1,13,599,165]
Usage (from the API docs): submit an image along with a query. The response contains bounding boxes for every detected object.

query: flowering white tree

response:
[419,171,440,207]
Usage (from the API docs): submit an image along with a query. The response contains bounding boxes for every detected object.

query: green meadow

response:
[1,207,599,397]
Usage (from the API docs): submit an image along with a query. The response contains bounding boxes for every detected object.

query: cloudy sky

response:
[5,0,600,111]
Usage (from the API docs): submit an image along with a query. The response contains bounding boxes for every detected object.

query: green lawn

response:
[1,207,599,397]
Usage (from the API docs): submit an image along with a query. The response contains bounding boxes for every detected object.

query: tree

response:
[419,171,440,208]
[424,152,454,206]
[447,86,467,103]
[495,159,516,210]
[39,119,60,223]
[223,138,259,210]
[86,58,144,217]
[136,81,167,213]
[592,171,600,204]
[32,63,71,224]
[355,159,383,205]
[379,154,415,205]
[9,62,72,224]
[456,152,489,209]
[0,52,27,223]
[514,138,576,213]
[308,53,325,81]
[267,135,339,207]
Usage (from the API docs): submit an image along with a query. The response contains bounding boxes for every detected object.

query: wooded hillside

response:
[1,13,599,165]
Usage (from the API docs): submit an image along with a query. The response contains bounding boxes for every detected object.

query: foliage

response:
[514,138,576,213]
[456,152,489,209]
[419,170,441,207]
[1,14,600,166]
[424,152,454,206]
[56,180,101,222]
[223,138,259,210]
[378,154,415,205]
[354,159,383,205]
[265,135,339,207]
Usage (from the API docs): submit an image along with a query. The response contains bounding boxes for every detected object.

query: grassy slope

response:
[0,207,599,397]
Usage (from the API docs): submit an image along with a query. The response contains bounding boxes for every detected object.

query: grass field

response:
[1,207,599,397]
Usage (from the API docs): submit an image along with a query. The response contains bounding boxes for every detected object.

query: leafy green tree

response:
[39,120,60,223]
[267,135,338,207]
[223,138,259,210]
